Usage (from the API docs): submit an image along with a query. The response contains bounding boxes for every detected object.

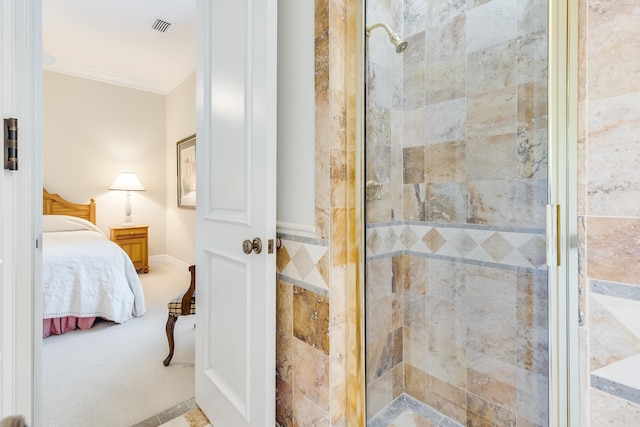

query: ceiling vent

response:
[152,18,173,33]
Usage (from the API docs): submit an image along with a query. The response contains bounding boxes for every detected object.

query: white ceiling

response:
[43,0,197,94]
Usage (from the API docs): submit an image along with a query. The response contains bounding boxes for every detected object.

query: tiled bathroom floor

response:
[132,399,212,427]
[141,395,464,427]
[157,408,211,427]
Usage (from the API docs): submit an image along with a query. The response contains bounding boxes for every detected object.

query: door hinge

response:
[546,204,561,267]
[4,118,18,170]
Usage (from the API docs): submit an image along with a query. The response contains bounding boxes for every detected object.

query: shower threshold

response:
[368,394,463,427]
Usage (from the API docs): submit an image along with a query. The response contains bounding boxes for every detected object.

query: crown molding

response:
[43,59,183,94]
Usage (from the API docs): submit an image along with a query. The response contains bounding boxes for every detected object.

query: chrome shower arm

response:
[365,22,393,37]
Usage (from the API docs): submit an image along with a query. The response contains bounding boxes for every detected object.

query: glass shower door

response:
[363,0,550,425]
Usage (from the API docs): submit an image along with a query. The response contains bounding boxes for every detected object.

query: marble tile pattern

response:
[578,0,640,424]
[366,0,549,230]
[293,285,330,355]
[365,255,548,426]
[590,389,640,426]
[276,279,332,427]
[276,233,330,296]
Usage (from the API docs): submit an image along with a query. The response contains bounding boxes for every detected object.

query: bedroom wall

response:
[165,72,196,265]
[42,71,167,256]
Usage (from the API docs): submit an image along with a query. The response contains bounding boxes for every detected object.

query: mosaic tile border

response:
[369,220,544,234]
[276,232,330,296]
[276,221,548,293]
[591,279,640,302]
[366,221,547,273]
[368,394,464,427]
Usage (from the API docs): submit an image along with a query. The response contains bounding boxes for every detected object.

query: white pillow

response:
[43,215,105,236]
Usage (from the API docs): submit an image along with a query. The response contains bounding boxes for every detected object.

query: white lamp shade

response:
[109,172,145,191]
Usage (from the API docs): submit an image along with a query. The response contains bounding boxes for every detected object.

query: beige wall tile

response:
[467,87,517,138]
[424,372,467,425]
[587,217,640,285]
[579,326,591,425]
[467,39,516,95]
[276,280,294,383]
[467,350,517,410]
[516,30,547,84]
[425,140,466,183]
[424,98,467,144]
[425,57,467,104]
[466,392,517,427]
[403,146,426,184]
[405,363,426,403]
[276,375,293,427]
[516,367,548,426]
[586,94,640,217]
[465,265,517,363]
[293,338,331,411]
[293,390,330,427]
[467,134,516,181]
[516,272,549,376]
[366,368,395,420]
[587,0,640,100]
[293,286,330,355]
[468,179,517,226]
[591,389,640,426]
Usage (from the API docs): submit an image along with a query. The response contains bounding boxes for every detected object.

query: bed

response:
[42,189,147,337]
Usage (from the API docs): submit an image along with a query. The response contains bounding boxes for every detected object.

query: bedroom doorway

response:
[7,0,282,424]
[39,1,200,425]
[38,1,279,426]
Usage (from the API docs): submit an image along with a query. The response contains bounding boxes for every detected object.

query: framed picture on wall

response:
[177,134,196,208]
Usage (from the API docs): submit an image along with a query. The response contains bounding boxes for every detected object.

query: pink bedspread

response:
[43,316,97,338]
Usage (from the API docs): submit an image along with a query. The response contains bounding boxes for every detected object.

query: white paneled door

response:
[194,1,277,426]
[1,0,41,424]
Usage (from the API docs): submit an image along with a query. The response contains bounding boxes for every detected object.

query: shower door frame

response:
[344,0,580,425]
[547,0,579,425]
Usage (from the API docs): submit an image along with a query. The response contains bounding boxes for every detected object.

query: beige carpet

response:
[42,264,196,427]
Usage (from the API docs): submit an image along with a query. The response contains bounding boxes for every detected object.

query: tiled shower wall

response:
[275,0,352,425]
[578,0,640,425]
[365,0,549,425]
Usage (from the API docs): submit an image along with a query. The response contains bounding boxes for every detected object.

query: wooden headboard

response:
[43,189,96,225]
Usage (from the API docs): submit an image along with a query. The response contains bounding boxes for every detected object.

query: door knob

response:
[242,237,262,254]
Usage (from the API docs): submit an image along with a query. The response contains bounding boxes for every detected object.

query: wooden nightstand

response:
[110,225,149,273]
